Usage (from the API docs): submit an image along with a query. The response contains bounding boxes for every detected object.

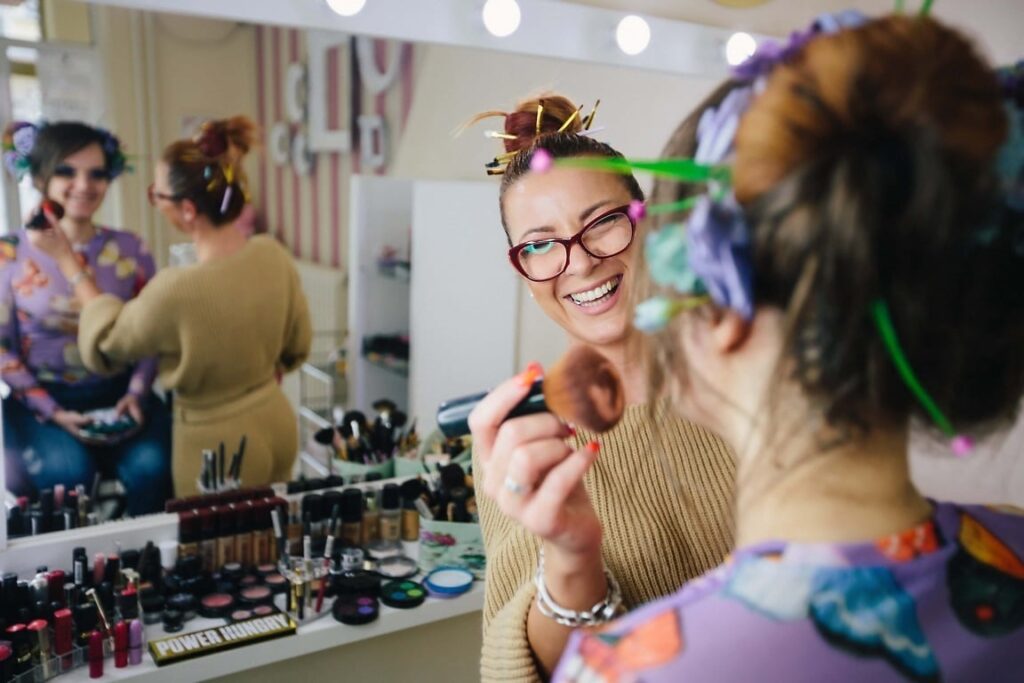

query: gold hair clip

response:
[535,103,544,136]
[556,106,583,133]
[584,100,601,130]
[485,130,518,140]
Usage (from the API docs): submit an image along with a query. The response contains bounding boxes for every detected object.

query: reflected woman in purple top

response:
[552,12,1024,683]
[2,121,171,516]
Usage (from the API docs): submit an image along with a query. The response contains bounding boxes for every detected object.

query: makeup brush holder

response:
[11,635,114,683]
[330,457,395,481]
[276,556,332,623]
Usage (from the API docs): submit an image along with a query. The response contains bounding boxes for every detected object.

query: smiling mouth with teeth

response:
[566,275,622,307]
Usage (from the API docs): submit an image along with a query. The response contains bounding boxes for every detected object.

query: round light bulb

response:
[326,0,367,17]
[616,15,651,56]
[725,31,757,66]
[482,0,521,38]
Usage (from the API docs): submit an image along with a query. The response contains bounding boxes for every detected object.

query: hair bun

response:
[502,94,583,154]
[195,121,229,159]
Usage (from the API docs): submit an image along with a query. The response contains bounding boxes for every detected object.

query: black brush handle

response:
[436,379,547,439]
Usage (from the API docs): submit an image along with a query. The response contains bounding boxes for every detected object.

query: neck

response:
[578,336,647,405]
[192,221,245,264]
[733,420,932,548]
[59,217,96,245]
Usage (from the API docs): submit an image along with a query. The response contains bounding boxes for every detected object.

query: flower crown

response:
[2,121,130,181]
[551,7,1024,455]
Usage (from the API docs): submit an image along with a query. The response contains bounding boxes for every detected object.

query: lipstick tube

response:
[54,608,73,671]
[128,619,143,666]
[114,620,128,668]
[27,619,53,678]
[88,630,103,679]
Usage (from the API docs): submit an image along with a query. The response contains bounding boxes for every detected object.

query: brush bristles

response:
[543,346,625,433]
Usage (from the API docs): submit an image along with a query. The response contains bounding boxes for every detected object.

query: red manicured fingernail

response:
[586,441,600,454]
[565,425,577,437]
[517,362,543,387]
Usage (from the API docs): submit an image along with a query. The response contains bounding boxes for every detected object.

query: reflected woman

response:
[27,116,313,495]
[1,121,172,515]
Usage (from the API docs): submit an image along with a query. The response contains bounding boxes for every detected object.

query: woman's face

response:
[44,143,110,223]
[150,161,190,232]
[503,167,637,348]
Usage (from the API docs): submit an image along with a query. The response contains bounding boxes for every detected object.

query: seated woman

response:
[1,121,172,516]
[546,12,1024,681]
[27,116,313,495]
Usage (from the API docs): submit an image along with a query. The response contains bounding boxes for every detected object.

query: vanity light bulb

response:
[482,0,522,38]
[616,15,651,56]
[326,0,367,17]
[725,31,757,66]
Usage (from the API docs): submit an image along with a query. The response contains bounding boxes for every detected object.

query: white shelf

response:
[58,583,484,683]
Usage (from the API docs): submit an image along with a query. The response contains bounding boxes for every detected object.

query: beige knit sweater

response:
[474,401,736,682]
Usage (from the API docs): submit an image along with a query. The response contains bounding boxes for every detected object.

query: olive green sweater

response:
[475,401,736,682]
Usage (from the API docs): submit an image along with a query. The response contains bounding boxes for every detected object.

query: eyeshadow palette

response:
[332,595,380,625]
[380,580,426,609]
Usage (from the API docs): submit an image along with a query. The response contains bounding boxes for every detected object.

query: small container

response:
[333,595,379,625]
[163,609,184,633]
[264,573,289,595]
[340,488,363,546]
[362,490,380,546]
[167,593,197,621]
[200,593,236,619]
[238,585,273,608]
[230,609,253,622]
[380,580,427,609]
[379,484,401,542]
[140,589,165,625]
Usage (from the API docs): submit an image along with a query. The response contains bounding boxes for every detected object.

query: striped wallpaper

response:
[253,27,416,268]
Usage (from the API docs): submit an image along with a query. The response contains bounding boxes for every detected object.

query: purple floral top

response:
[555,503,1024,682]
[0,227,157,419]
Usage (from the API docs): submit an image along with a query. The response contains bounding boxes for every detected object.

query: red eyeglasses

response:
[508,205,636,282]
[146,183,183,207]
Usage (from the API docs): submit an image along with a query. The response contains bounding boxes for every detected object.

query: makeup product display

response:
[332,596,379,626]
[436,345,626,438]
[147,612,297,667]
[424,568,474,599]
[379,581,427,610]
[6,485,94,539]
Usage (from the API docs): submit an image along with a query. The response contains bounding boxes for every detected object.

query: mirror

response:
[2,0,1019,536]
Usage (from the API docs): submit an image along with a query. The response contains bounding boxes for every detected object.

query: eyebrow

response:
[514,200,620,243]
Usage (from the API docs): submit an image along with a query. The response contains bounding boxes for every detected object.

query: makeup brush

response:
[436,345,626,438]
[271,508,288,565]
[218,443,226,489]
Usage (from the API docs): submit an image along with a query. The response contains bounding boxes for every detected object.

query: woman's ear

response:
[710,308,752,354]
[179,199,198,225]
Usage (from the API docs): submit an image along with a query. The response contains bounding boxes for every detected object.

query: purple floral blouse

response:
[0,227,157,419]
[555,502,1024,682]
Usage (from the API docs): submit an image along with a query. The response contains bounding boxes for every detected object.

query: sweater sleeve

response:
[474,448,546,683]
[78,272,177,376]
[277,255,312,374]
[125,236,159,397]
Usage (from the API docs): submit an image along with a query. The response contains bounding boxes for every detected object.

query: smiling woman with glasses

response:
[0,120,173,517]
[462,92,737,682]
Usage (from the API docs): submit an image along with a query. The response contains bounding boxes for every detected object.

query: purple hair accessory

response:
[3,151,19,176]
[686,194,754,320]
[733,10,869,80]
[695,87,754,166]
[11,125,37,155]
[220,186,233,214]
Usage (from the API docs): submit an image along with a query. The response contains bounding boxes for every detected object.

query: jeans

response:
[3,375,173,516]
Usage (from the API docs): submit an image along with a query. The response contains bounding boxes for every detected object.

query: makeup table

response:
[57,581,484,682]
[1,483,485,683]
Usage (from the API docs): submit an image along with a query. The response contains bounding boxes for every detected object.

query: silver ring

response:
[503,475,529,496]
